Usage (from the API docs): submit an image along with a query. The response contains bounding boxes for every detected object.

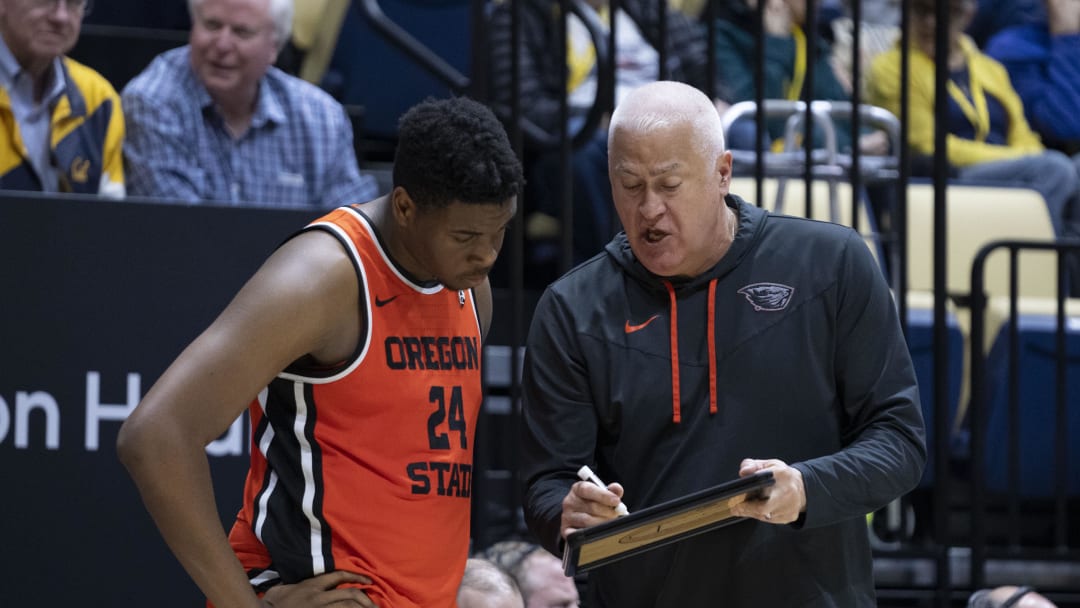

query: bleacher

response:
[3,0,1080,606]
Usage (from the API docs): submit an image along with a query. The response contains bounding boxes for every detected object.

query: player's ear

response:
[390,186,417,226]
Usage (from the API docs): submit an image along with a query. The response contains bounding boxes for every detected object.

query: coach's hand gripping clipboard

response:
[561,471,775,576]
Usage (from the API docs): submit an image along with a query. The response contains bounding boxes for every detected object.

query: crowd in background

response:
[2,0,1077,281]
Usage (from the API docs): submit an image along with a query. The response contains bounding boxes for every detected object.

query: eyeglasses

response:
[28,0,93,16]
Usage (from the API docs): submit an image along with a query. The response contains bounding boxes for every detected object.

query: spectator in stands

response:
[487,0,714,283]
[714,0,890,156]
[520,81,925,606]
[851,0,901,26]
[0,0,125,196]
[457,558,526,608]
[868,0,1080,239]
[286,0,348,85]
[122,0,377,208]
[828,0,901,99]
[984,0,1080,157]
[969,585,1059,608]
[482,540,580,608]
[967,0,1041,48]
[117,96,523,608]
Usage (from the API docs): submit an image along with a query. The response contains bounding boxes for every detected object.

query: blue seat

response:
[906,298,966,487]
[982,309,1080,497]
[326,0,473,144]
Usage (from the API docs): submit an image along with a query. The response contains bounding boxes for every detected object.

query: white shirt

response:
[566,7,659,115]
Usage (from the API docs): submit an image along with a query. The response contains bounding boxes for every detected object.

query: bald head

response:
[608,81,725,163]
[458,558,525,608]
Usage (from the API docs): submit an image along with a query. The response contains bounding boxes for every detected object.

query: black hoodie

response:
[520,195,926,607]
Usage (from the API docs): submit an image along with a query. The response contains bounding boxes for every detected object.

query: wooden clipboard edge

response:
[561,471,775,576]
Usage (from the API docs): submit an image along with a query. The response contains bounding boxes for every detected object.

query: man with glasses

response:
[121,0,377,209]
[0,0,125,196]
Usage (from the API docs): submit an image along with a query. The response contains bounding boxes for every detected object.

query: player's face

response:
[0,0,84,71]
[410,198,517,291]
[188,0,278,105]
[609,121,732,279]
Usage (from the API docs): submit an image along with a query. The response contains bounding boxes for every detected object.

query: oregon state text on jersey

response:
[224,206,484,608]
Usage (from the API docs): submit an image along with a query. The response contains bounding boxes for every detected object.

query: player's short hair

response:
[393,96,524,210]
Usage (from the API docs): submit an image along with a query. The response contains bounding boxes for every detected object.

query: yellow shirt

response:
[867,35,1042,168]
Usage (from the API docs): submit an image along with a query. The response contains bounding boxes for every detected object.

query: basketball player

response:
[118,96,524,608]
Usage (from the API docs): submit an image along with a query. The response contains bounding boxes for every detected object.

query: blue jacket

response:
[985,23,1080,150]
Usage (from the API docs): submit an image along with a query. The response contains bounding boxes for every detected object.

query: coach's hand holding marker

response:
[577,465,630,516]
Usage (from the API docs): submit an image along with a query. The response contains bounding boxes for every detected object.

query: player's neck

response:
[367,196,434,283]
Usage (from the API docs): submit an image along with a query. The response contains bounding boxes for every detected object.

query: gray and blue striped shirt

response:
[123,46,377,209]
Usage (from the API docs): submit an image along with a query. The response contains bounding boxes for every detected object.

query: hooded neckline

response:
[605,194,764,422]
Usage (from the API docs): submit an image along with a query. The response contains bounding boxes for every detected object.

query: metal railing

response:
[967,240,1080,601]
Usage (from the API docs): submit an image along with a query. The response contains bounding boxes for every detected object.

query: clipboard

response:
[562,471,774,576]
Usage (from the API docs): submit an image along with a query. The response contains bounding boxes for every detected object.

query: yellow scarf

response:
[772,24,808,152]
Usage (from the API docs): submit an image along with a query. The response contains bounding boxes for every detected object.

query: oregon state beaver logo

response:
[737,283,794,312]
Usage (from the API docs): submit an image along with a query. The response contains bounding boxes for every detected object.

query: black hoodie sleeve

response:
[519,286,601,556]
[792,230,928,529]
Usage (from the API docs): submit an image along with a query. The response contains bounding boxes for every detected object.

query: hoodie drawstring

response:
[663,279,719,423]
[707,278,718,415]
[663,280,681,423]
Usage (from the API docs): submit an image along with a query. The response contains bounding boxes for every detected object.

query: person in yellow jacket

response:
[868,0,1079,238]
[0,0,124,197]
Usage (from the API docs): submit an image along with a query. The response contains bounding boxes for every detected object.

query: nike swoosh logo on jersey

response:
[375,295,399,307]
[624,314,660,333]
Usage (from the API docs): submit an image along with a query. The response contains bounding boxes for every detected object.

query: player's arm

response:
[116,230,368,608]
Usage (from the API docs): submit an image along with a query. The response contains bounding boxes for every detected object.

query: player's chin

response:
[446,272,489,291]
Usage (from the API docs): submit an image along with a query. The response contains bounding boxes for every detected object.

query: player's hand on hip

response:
[560,480,626,539]
[730,458,807,525]
[262,570,378,607]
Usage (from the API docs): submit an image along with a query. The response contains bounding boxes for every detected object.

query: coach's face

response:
[188,0,277,106]
[609,119,733,279]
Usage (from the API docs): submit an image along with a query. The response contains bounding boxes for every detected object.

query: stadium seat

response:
[907,183,1080,502]
[905,183,1059,418]
[905,183,1058,304]
[905,291,965,487]
[325,0,474,156]
[730,176,885,273]
[67,24,188,91]
[982,296,1080,497]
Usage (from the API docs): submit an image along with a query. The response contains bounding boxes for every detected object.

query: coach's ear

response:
[717,150,733,195]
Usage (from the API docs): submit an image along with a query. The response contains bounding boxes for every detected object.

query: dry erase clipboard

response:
[562,470,775,576]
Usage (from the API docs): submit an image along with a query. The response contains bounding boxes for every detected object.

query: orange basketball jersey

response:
[225,205,483,607]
